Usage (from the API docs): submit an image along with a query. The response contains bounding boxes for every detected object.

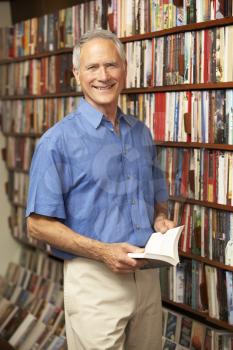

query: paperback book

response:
[128,226,184,266]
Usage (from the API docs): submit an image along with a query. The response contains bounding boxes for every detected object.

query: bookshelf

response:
[0,248,65,349]
[1,0,233,348]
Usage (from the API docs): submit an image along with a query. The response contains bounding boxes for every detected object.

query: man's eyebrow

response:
[85,60,118,66]
[85,63,98,67]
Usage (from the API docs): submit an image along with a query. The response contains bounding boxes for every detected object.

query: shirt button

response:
[127,175,131,180]
[123,149,127,155]
[131,199,136,205]
[135,224,140,230]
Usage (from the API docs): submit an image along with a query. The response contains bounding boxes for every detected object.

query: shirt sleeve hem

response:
[25,205,66,220]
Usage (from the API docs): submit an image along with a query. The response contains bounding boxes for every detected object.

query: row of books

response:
[7,188,233,267]
[108,0,180,36]
[1,253,232,350]
[0,252,66,349]
[0,53,79,97]
[1,0,232,60]
[124,25,233,88]
[0,97,81,135]
[9,206,55,255]
[160,259,233,324]
[10,206,33,246]
[162,307,233,349]
[108,0,233,37]
[1,89,233,146]
[1,24,233,98]
[7,171,29,207]
[0,0,103,59]
[6,137,36,171]
[157,147,233,205]
[120,90,233,144]
[5,144,233,206]
[7,179,233,267]
[169,201,233,264]
[16,249,63,284]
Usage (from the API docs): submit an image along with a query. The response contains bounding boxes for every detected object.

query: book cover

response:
[190,321,206,350]
[179,316,193,348]
[164,311,179,342]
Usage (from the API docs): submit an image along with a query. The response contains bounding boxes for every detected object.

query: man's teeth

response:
[94,85,113,90]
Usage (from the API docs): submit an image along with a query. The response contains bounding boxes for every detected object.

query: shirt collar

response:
[78,98,103,129]
[77,98,137,129]
[117,107,137,127]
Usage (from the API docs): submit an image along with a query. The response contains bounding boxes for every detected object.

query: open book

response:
[128,225,184,267]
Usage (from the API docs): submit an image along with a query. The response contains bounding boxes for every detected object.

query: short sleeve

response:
[26,136,71,219]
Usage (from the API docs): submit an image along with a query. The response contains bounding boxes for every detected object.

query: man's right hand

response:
[101,242,146,273]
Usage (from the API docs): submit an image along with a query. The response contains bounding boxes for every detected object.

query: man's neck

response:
[85,98,118,126]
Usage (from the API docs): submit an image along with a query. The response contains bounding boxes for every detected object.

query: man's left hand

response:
[154,215,175,234]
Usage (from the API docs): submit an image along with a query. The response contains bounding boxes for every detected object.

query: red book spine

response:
[203,150,209,201]
[213,151,217,203]
[181,149,190,197]
[161,93,166,141]
[187,91,192,143]
[203,29,208,83]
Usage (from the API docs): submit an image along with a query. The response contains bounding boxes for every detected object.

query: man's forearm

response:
[27,214,145,273]
[27,214,106,261]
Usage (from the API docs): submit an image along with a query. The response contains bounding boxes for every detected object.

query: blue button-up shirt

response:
[26,98,168,259]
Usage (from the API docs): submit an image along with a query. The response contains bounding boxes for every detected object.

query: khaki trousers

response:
[64,257,162,350]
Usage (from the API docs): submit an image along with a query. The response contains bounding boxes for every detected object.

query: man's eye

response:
[87,66,96,70]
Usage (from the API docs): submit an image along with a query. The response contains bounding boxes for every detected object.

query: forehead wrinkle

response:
[79,39,123,66]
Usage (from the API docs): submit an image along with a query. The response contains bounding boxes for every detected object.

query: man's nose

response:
[97,66,109,81]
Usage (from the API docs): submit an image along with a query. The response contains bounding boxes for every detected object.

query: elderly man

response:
[26,29,174,350]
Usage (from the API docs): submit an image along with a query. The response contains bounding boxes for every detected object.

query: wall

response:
[0,1,21,276]
[0,2,11,27]
[10,0,93,24]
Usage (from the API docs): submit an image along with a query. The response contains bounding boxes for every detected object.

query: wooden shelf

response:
[3,132,42,138]
[7,167,29,174]
[3,134,233,151]
[162,299,233,331]
[169,196,233,212]
[1,12,233,338]
[11,202,26,209]
[124,82,233,93]
[0,47,73,65]
[0,338,14,350]
[1,81,233,101]
[155,141,233,151]
[180,252,233,272]
[0,91,82,100]
[120,16,233,42]
[1,17,233,65]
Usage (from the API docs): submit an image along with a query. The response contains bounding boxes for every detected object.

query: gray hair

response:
[72,28,126,70]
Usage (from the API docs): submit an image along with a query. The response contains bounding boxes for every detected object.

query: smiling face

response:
[73,38,126,117]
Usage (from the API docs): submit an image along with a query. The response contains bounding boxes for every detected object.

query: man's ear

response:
[73,67,80,85]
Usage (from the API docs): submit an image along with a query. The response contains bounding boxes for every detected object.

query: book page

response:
[145,231,174,257]
[128,226,184,265]
[145,226,182,257]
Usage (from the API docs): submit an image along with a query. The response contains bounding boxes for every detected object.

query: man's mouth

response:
[92,83,115,90]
